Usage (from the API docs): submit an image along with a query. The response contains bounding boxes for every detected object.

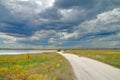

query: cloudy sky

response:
[0,0,120,48]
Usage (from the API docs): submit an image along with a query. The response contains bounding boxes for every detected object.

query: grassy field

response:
[65,49,120,68]
[0,52,75,80]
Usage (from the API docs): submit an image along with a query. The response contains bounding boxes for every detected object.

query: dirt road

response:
[58,52,120,80]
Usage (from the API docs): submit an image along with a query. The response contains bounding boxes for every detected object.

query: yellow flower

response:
[27,74,47,80]
[9,65,28,80]
[52,77,56,80]
[0,67,9,73]
[56,63,61,68]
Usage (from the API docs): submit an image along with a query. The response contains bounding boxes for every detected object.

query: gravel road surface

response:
[58,52,120,80]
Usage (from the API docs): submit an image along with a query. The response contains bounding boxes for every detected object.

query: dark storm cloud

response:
[0,0,120,48]
[54,0,120,9]
[0,0,111,36]
[55,0,96,9]
[39,7,61,20]
[111,0,120,7]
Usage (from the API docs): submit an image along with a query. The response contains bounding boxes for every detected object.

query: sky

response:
[0,0,120,48]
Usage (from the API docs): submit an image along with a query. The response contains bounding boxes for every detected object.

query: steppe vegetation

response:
[66,49,120,68]
[0,52,74,80]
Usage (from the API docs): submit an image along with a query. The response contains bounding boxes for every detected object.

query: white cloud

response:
[0,6,120,48]
[0,29,56,44]
[0,32,17,43]
[1,0,55,19]
[75,8,120,35]
[29,30,56,41]
[48,31,78,46]
[68,8,120,48]
[48,38,56,44]
[48,37,64,45]
[32,30,78,43]
[0,30,56,48]
[59,8,86,22]
[57,32,78,40]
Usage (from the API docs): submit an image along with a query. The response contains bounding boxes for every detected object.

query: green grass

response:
[65,49,120,68]
[0,52,75,80]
